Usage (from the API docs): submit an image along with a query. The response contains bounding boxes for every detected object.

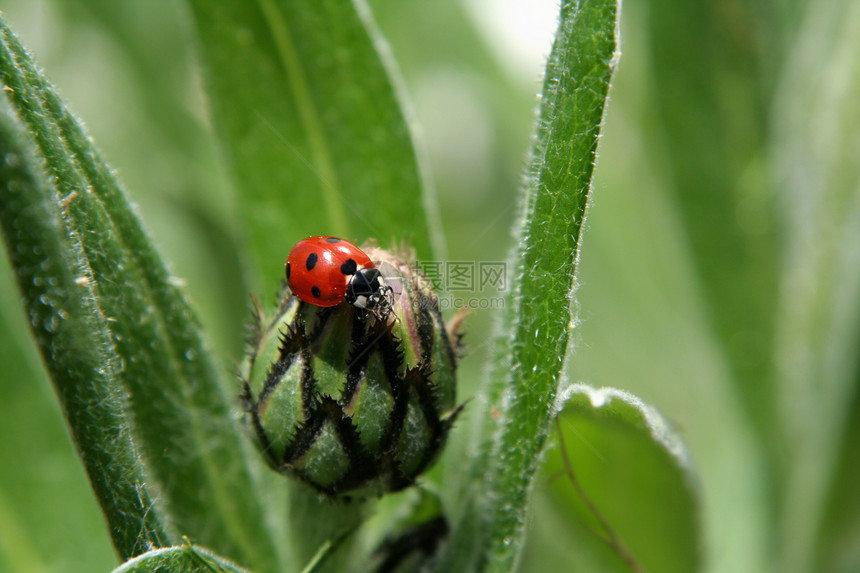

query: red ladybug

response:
[285,236,392,318]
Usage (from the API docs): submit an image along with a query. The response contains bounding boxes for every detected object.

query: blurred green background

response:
[1,1,859,572]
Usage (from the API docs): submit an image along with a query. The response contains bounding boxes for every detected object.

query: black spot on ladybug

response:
[286,262,291,280]
[311,286,321,298]
[325,237,341,243]
[306,253,318,271]
[340,258,357,275]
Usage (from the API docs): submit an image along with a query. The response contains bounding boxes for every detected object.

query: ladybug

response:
[285,236,393,319]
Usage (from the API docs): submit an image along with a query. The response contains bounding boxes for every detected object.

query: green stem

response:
[289,484,369,573]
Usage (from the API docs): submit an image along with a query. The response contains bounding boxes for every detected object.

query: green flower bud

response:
[241,246,462,497]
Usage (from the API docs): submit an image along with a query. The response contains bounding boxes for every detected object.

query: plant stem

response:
[288,484,369,573]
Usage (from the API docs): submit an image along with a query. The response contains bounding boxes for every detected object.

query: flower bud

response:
[241,246,462,497]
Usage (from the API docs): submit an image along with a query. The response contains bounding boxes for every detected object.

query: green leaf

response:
[770,1,860,571]
[186,0,442,292]
[0,20,280,570]
[439,1,619,570]
[0,53,167,559]
[484,1,619,567]
[644,0,780,439]
[112,543,249,573]
[525,385,699,573]
[815,378,860,573]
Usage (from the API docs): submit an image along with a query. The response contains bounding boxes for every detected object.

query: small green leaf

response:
[186,0,442,291]
[0,19,279,570]
[111,543,249,573]
[528,385,699,573]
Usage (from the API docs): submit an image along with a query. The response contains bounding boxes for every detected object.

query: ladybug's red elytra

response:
[286,236,393,319]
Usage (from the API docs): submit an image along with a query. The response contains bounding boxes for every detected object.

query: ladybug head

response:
[346,267,394,321]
